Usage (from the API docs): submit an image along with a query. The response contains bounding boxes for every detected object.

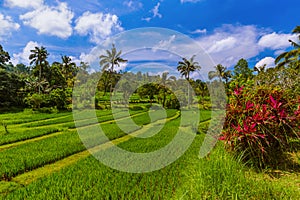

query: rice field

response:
[0,106,299,199]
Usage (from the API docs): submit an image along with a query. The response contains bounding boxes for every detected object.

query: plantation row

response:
[1,113,298,199]
[0,108,188,185]
[0,108,151,146]
[0,110,200,199]
[0,106,210,197]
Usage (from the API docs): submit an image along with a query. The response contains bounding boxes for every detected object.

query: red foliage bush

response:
[221,85,300,168]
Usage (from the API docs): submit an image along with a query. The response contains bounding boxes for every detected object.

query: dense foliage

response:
[221,83,300,168]
[219,26,300,169]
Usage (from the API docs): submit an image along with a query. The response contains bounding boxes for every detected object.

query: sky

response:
[0,0,299,75]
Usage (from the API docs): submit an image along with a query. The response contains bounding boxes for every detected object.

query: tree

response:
[137,83,158,105]
[49,62,66,89]
[158,72,177,107]
[99,44,127,101]
[177,55,201,107]
[0,45,10,69]
[233,58,253,81]
[61,56,77,80]
[0,69,24,107]
[29,46,49,94]
[14,63,30,75]
[275,26,300,69]
[208,64,232,84]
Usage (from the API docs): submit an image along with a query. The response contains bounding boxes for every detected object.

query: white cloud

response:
[153,35,176,51]
[180,0,202,3]
[191,29,207,34]
[207,36,237,53]
[258,32,298,50]
[141,17,151,22]
[4,0,44,8]
[117,62,128,72]
[11,41,40,65]
[255,57,275,70]
[196,24,263,67]
[152,2,162,18]
[0,14,20,41]
[75,11,123,44]
[123,0,143,11]
[142,2,163,22]
[274,49,285,56]
[20,2,74,39]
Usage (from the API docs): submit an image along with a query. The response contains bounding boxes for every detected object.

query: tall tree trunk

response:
[39,64,41,94]
[163,88,166,107]
[109,64,114,105]
[187,73,190,108]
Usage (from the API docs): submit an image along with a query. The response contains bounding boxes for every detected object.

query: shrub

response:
[220,85,300,169]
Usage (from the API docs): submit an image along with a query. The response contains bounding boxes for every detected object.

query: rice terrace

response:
[0,0,300,199]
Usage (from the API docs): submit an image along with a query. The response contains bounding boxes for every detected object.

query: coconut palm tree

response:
[61,56,76,78]
[159,72,176,107]
[275,26,300,69]
[60,55,78,87]
[99,44,127,101]
[177,55,201,107]
[208,64,232,84]
[29,46,49,94]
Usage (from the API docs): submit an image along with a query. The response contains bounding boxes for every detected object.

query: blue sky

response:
[0,0,299,74]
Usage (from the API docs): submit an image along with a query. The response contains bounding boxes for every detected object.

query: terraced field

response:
[1,108,297,199]
[0,106,212,199]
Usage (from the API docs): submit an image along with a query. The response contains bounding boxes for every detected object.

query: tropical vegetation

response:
[0,25,299,199]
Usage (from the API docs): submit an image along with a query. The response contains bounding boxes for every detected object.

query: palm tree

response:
[177,55,201,107]
[61,55,77,87]
[29,46,49,94]
[208,64,232,84]
[159,72,176,107]
[99,44,127,101]
[275,26,300,69]
[61,56,76,78]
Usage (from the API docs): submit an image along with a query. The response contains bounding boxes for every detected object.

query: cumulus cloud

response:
[258,32,298,50]
[196,24,263,67]
[4,0,44,8]
[20,2,74,39]
[0,14,20,41]
[207,37,237,53]
[75,11,123,44]
[11,41,40,65]
[255,57,275,70]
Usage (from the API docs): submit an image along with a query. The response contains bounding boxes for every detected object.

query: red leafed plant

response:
[221,85,300,169]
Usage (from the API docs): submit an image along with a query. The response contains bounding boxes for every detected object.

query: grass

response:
[2,117,191,199]
[0,111,70,125]
[0,108,299,199]
[177,143,300,199]
[0,109,178,181]
[0,108,149,146]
